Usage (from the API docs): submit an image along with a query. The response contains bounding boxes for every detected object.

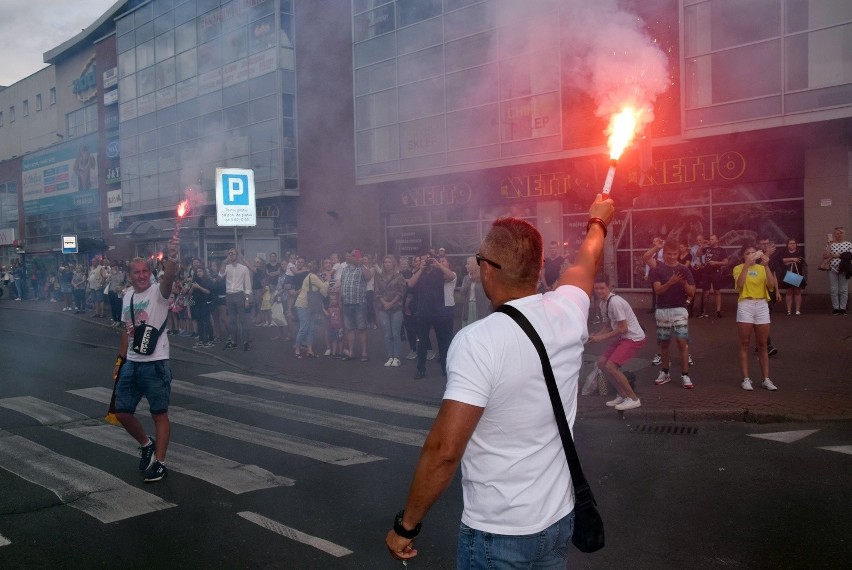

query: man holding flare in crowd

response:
[386,193,614,567]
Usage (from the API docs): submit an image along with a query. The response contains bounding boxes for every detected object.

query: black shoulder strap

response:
[129,292,169,334]
[495,304,596,507]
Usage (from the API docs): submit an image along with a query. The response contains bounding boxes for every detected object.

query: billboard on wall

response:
[22,133,99,215]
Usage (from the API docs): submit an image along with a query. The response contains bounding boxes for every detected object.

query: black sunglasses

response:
[475,253,502,270]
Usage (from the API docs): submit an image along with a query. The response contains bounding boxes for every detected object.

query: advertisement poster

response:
[22,133,100,215]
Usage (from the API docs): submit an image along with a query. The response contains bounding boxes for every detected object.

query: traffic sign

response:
[62,235,78,254]
[215,168,256,227]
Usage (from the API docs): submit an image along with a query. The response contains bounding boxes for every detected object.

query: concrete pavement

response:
[4,293,851,422]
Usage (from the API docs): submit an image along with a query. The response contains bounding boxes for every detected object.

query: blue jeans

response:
[294,306,314,347]
[457,510,574,569]
[377,309,403,358]
[828,270,849,310]
[114,360,173,415]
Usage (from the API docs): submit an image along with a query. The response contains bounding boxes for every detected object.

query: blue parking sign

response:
[215,168,256,227]
[222,173,250,205]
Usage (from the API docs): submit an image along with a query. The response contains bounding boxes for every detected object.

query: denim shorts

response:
[342,302,366,330]
[114,360,172,415]
[457,510,574,569]
[655,307,690,342]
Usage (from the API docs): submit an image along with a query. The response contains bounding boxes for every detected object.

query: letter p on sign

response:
[216,168,256,227]
[223,173,250,205]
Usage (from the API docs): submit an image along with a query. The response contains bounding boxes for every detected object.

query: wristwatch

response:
[393,510,421,539]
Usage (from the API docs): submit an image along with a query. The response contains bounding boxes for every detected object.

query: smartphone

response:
[828,233,833,241]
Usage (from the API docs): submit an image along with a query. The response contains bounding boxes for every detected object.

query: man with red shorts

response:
[588,275,646,410]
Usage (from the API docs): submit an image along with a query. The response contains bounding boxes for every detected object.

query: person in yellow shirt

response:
[732,244,779,391]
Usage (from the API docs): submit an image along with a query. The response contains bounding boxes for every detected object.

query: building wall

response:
[296,0,382,260]
[0,67,58,160]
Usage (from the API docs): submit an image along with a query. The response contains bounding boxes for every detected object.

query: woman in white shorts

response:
[732,244,779,391]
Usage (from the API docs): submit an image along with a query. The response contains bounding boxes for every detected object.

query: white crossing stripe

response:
[202,371,438,418]
[0,533,10,547]
[0,431,175,523]
[69,388,385,466]
[747,429,819,443]
[64,424,295,494]
[0,396,89,424]
[238,511,352,558]
[818,445,852,456]
[0,396,296,494]
[171,380,427,446]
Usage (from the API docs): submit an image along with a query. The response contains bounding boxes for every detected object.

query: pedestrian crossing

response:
[0,369,438,555]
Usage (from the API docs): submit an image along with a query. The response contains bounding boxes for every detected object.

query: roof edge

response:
[43,0,131,64]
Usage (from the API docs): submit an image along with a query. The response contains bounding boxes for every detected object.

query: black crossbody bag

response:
[496,304,606,553]
[129,293,169,356]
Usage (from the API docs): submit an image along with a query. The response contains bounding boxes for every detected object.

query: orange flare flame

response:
[606,107,642,160]
[176,199,190,218]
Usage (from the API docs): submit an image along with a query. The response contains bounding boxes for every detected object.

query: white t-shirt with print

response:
[123,284,170,362]
[444,285,589,535]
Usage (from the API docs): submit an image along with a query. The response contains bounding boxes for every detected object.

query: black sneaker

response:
[224,341,237,350]
[138,438,156,471]
[243,342,250,351]
[768,346,778,357]
[144,460,167,483]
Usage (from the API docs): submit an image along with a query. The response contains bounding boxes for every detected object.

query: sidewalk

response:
[4,297,851,422]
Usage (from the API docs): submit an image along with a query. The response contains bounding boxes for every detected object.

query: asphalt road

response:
[0,310,849,569]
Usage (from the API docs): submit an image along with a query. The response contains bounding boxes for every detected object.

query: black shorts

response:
[702,270,723,291]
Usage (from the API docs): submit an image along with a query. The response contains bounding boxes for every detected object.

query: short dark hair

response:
[594,274,611,285]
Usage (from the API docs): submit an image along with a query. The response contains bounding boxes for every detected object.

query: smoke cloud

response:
[560,0,671,132]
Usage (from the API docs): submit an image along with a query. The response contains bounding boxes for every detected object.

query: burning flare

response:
[606,107,641,160]
[176,199,190,219]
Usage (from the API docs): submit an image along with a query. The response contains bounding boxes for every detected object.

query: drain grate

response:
[630,424,698,435]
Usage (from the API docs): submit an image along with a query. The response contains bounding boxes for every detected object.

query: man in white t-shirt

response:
[587,276,646,410]
[113,237,180,483]
[386,194,614,566]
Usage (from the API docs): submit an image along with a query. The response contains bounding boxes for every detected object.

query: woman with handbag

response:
[293,261,328,358]
[780,238,806,315]
[823,227,852,315]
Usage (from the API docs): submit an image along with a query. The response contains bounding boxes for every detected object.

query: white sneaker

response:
[651,354,662,366]
[384,358,394,367]
[390,358,401,367]
[614,397,641,411]
[343,349,350,357]
[688,354,694,366]
[324,349,331,356]
[426,350,437,361]
[762,378,778,391]
[681,374,694,389]
[654,371,671,385]
[742,378,754,391]
[405,350,417,360]
[605,396,625,407]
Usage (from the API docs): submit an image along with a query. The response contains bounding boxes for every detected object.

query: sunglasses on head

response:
[475,253,502,270]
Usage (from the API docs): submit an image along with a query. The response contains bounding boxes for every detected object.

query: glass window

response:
[117,32,135,54]
[198,91,222,113]
[154,0,175,17]
[500,49,559,100]
[136,21,154,44]
[137,39,155,69]
[249,72,276,97]
[155,58,176,89]
[397,0,441,28]
[249,14,276,54]
[179,117,199,141]
[282,93,294,117]
[445,64,498,111]
[355,58,396,96]
[119,49,136,78]
[356,125,399,165]
[397,16,442,56]
[354,4,395,42]
[0,111,3,126]
[445,30,496,73]
[174,0,196,26]
[157,105,177,126]
[282,118,296,147]
[446,104,499,149]
[159,145,179,172]
[134,1,153,25]
[250,94,276,122]
[121,135,138,158]
[281,0,293,14]
[354,33,396,68]
[155,11,174,36]
[223,28,248,63]
[398,77,445,122]
[283,147,297,177]
[356,89,398,129]
[354,0,392,14]
[137,66,156,95]
[224,103,249,128]
[9,106,14,122]
[119,75,137,101]
[197,0,220,16]
[139,130,158,152]
[23,100,29,116]
[176,48,197,81]
[250,119,278,153]
[443,1,496,42]
[223,81,250,106]
[248,0,274,20]
[198,7,223,43]
[50,88,56,105]
[280,13,293,47]
[155,31,175,62]
[198,40,221,73]
[175,20,197,53]
[116,13,134,36]
[222,0,247,32]
[159,124,177,147]
[398,45,443,85]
